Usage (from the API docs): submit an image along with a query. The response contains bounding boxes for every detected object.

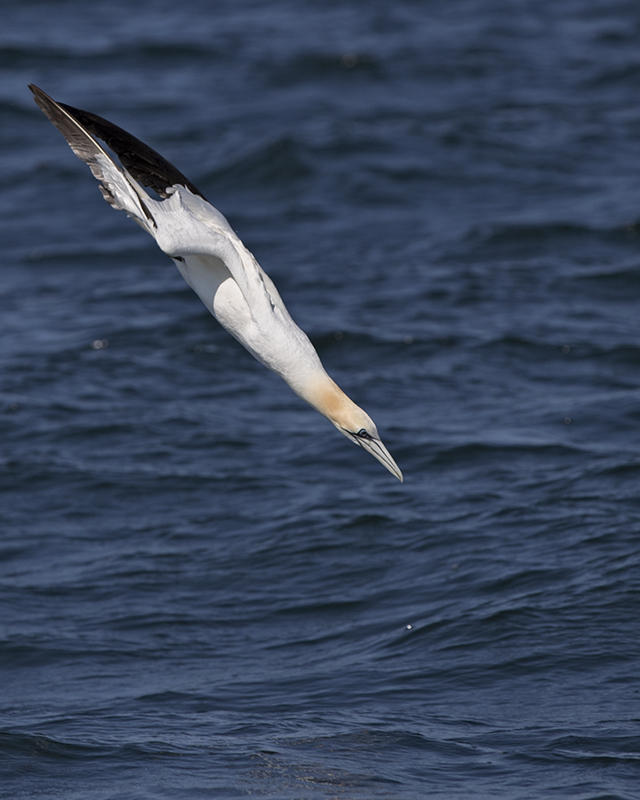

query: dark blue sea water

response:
[2,1,640,797]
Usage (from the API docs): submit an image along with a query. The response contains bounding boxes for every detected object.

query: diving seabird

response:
[29,85,402,481]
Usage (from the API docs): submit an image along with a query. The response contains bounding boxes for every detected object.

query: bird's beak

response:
[352,435,403,482]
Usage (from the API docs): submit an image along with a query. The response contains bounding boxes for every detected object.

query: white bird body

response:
[153,185,330,406]
[30,85,402,480]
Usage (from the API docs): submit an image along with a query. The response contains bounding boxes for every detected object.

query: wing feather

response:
[30,84,156,230]
[55,100,205,200]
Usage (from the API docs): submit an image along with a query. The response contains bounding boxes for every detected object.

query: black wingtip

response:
[29,84,59,118]
[29,84,206,201]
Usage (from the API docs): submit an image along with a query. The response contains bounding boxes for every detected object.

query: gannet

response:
[29,84,402,481]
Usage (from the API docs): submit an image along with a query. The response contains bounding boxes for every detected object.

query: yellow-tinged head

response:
[304,374,403,481]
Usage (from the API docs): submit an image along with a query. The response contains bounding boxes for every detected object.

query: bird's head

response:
[306,376,403,481]
[332,404,403,482]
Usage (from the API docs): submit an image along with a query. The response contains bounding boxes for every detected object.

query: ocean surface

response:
[2,1,640,797]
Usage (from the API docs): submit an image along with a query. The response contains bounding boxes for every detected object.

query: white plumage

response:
[29,85,402,481]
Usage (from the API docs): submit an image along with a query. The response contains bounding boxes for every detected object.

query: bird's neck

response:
[297,370,358,426]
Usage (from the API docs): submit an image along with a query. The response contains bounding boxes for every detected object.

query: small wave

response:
[338,512,394,531]
[573,265,640,295]
[548,733,640,765]
[464,219,640,251]
[582,60,640,89]
[0,730,106,759]
[0,40,220,68]
[203,135,313,189]
[429,440,586,467]
[471,333,640,370]
[136,689,209,707]
[285,726,458,757]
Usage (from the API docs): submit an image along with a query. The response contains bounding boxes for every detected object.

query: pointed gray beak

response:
[352,434,403,482]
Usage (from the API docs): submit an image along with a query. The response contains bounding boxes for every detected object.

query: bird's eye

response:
[357,428,369,438]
